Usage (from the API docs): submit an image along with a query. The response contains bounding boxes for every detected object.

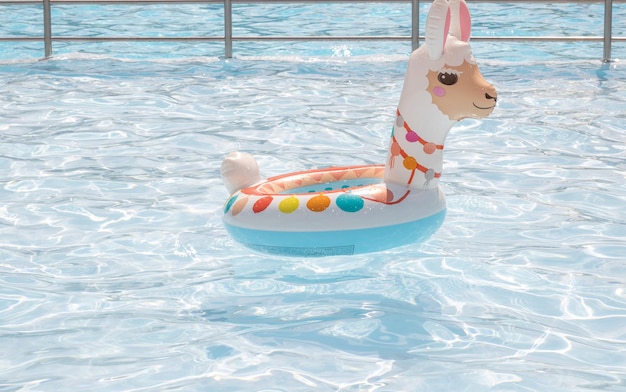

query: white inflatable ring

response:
[223,164,446,256]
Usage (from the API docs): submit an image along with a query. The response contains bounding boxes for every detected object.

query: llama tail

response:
[221,151,262,194]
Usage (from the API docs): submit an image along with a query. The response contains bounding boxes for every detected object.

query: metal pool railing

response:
[0,0,623,61]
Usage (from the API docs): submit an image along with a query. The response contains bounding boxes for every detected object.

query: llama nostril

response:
[485,92,497,102]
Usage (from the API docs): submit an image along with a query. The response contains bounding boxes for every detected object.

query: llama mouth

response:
[473,103,496,110]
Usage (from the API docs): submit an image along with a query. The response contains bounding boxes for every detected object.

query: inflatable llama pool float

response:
[221,0,497,256]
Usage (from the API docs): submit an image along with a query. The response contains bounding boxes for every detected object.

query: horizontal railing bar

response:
[0,36,410,41]
[231,36,626,42]
[2,36,625,42]
[0,37,227,41]
[2,0,402,4]
[0,0,624,3]
[0,0,620,59]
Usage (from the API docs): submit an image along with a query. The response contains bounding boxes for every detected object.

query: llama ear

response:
[425,0,451,61]
[449,0,471,42]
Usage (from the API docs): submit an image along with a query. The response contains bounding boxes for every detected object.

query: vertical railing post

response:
[603,0,613,62]
[224,0,233,58]
[411,0,420,52]
[43,0,52,58]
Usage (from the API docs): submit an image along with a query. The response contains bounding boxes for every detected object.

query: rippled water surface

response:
[1,2,626,391]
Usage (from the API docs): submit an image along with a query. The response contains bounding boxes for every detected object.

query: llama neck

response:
[384,107,456,190]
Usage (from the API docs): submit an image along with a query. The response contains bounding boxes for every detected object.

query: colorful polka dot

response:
[307,194,331,212]
[231,196,248,216]
[224,195,237,214]
[279,196,299,213]
[367,185,394,203]
[336,193,364,212]
[252,196,273,213]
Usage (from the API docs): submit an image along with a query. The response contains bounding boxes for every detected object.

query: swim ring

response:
[221,0,497,256]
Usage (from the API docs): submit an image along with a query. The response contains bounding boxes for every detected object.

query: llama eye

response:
[438,72,459,86]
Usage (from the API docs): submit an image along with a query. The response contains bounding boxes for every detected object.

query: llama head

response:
[398,0,497,126]
[386,0,497,190]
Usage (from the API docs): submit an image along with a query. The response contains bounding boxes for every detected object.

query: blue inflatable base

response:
[224,209,446,257]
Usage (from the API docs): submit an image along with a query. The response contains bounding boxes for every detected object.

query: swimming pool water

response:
[1,2,626,391]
